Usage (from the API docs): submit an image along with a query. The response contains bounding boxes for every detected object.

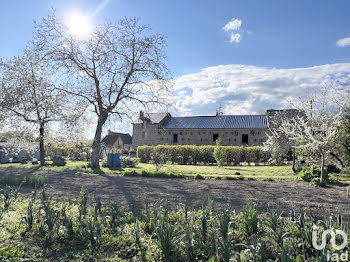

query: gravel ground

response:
[1,167,349,219]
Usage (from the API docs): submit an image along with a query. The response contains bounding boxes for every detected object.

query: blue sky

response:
[1,0,350,135]
[2,0,350,74]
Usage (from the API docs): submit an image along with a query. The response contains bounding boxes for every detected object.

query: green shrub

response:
[136,145,270,166]
[214,138,227,167]
[326,164,341,174]
[51,156,66,166]
[137,146,153,163]
[234,172,241,176]
[194,174,205,180]
[120,156,138,168]
[299,165,328,184]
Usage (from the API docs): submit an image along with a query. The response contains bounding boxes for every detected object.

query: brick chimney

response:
[108,129,113,135]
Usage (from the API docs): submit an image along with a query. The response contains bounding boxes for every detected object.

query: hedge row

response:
[137,145,270,165]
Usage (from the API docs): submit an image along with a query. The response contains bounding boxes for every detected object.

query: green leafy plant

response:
[79,187,88,221]
[214,138,227,167]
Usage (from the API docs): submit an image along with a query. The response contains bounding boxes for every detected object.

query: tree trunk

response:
[292,147,296,173]
[320,152,325,185]
[90,115,107,169]
[39,122,45,166]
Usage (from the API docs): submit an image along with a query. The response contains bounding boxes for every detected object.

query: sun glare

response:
[65,11,93,39]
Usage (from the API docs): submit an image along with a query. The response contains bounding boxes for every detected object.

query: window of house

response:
[213,134,219,142]
[142,131,148,139]
[242,134,248,144]
[173,133,178,143]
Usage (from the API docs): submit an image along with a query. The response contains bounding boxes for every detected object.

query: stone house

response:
[133,111,273,148]
[132,109,300,148]
[101,130,133,157]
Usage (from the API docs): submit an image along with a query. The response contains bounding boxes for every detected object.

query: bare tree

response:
[0,48,82,165]
[33,10,171,168]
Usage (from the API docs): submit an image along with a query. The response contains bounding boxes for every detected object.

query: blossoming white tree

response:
[0,48,83,165]
[272,84,348,185]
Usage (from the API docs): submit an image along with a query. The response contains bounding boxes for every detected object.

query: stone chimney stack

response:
[139,110,144,120]
[108,129,112,135]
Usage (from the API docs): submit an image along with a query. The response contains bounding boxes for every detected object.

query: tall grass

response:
[0,174,44,187]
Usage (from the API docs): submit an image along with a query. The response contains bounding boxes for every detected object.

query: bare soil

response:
[1,167,349,219]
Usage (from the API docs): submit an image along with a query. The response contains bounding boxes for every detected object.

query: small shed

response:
[101,130,132,157]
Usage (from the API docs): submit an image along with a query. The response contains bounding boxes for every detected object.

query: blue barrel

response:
[113,153,120,167]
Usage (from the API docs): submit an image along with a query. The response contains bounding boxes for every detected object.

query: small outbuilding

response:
[101,130,133,157]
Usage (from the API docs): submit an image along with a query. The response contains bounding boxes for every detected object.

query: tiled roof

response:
[102,132,132,146]
[161,115,268,129]
[134,113,168,124]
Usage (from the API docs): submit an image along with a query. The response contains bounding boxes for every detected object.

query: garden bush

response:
[298,165,329,185]
[120,156,138,168]
[137,145,270,166]
[51,156,66,166]
[214,138,226,167]
[326,164,341,174]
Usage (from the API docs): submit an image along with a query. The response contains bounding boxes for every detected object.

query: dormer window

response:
[143,120,148,129]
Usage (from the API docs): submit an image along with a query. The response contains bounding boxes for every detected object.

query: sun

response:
[65,11,93,39]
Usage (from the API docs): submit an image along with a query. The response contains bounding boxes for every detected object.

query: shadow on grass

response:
[328,180,350,187]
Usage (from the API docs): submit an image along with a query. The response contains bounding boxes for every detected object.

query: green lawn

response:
[130,163,296,180]
[0,161,296,180]
[329,170,350,184]
[1,161,349,183]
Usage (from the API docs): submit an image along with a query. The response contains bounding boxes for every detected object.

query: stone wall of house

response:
[132,122,268,148]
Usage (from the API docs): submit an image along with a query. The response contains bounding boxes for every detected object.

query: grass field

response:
[1,161,349,183]
[0,161,295,179]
